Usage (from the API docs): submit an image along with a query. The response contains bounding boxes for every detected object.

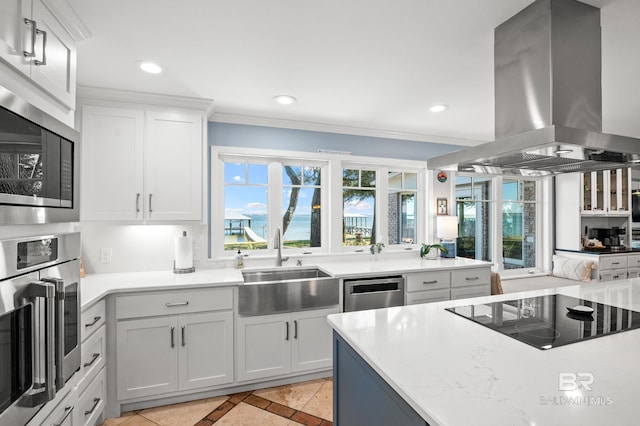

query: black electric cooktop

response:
[446,294,640,350]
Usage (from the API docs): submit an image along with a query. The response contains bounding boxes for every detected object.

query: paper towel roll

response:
[174,231,193,270]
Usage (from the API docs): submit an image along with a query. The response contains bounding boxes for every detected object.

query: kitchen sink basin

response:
[239,267,338,316]
[242,267,331,284]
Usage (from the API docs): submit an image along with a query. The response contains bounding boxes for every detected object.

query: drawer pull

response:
[465,277,480,281]
[612,262,621,265]
[85,316,101,327]
[84,398,101,416]
[53,406,73,426]
[84,352,100,368]
[422,280,438,285]
[166,301,189,307]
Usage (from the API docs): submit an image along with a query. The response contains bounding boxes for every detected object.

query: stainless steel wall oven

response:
[0,232,81,426]
[0,85,79,225]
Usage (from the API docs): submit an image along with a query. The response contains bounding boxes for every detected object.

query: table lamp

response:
[436,215,458,258]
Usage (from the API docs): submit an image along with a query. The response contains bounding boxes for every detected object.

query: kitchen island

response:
[328,279,640,425]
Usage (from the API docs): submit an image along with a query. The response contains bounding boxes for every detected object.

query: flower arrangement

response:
[370,242,385,254]
[420,243,448,259]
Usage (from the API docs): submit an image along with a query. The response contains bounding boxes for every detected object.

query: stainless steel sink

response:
[242,267,331,284]
[239,267,338,316]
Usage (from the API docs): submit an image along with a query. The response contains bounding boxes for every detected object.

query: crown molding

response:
[42,0,92,41]
[77,86,214,112]
[211,112,482,147]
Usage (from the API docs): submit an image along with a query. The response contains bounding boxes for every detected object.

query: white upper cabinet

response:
[145,111,203,221]
[0,0,77,108]
[581,169,630,215]
[81,106,144,221]
[80,98,208,223]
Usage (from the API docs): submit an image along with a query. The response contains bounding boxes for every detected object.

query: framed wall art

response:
[437,198,448,215]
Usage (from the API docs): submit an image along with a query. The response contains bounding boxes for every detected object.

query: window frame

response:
[455,172,545,277]
[211,146,426,259]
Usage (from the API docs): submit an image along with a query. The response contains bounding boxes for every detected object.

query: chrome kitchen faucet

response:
[274,227,289,266]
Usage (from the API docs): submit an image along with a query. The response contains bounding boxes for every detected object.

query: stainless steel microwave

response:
[0,85,79,224]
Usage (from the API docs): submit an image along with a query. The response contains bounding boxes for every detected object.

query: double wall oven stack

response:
[0,233,82,426]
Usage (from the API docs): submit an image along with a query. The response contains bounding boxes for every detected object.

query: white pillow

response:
[552,256,595,282]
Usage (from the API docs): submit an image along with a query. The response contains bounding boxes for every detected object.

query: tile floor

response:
[100,378,333,426]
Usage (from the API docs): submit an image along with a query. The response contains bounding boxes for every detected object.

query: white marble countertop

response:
[318,256,490,278]
[80,256,490,309]
[81,269,244,308]
[328,279,640,426]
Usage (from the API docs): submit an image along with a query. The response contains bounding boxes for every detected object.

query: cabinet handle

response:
[136,193,141,213]
[422,280,438,285]
[285,322,289,341]
[181,325,186,347]
[34,28,47,66]
[149,193,153,212]
[166,301,189,307]
[53,406,73,426]
[84,398,101,416]
[170,326,175,348]
[23,18,37,58]
[84,353,100,368]
[294,320,298,339]
[612,262,621,265]
[465,277,480,281]
[85,316,101,327]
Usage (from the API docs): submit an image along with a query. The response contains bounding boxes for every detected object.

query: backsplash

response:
[76,223,208,274]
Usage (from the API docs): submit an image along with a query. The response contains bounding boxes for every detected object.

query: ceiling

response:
[67,0,640,147]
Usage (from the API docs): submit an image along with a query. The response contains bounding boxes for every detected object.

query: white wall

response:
[76,223,208,274]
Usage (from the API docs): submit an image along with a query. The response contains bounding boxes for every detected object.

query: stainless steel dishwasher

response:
[343,275,405,312]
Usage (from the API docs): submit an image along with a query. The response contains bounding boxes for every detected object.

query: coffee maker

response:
[589,227,626,248]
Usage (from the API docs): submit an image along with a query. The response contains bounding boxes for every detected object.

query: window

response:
[223,161,269,251]
[388,171,417,244]
[455,176,492,262]
[456,174,542,273]
[343,168,376,246]
[213,147,424,257]
[282,165,322,248]
[502,179,537,270]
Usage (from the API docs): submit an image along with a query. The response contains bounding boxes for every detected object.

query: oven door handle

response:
[42,276,66,390]
[19,281,57,406]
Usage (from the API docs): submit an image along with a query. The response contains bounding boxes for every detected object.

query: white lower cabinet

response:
[41,390,78,426]
[404,267,491,305]
[77,369,106,426]
[116,311,233,400]
[236,307,339,382]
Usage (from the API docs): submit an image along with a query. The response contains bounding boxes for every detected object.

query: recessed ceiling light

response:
[273,95,297,105]
[135,61,163,74]
[429,104,449,113]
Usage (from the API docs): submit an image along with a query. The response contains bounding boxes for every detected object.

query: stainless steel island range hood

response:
[428,0,640,176]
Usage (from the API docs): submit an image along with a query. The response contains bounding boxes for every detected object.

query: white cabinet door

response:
[145,111,202,221]
[116,317,178,400]
[29,0,76,108]
[81,106,144,221]
[451,285,491,300]
[0,0,31,74]
[291,307,338,373]
[236,313,291,382]
[406,288,450,305]
[178,311,234,391]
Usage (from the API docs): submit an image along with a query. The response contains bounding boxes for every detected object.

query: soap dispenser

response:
[235,250,244,269]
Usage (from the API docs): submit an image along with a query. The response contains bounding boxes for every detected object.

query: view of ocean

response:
[226,214,374,241]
